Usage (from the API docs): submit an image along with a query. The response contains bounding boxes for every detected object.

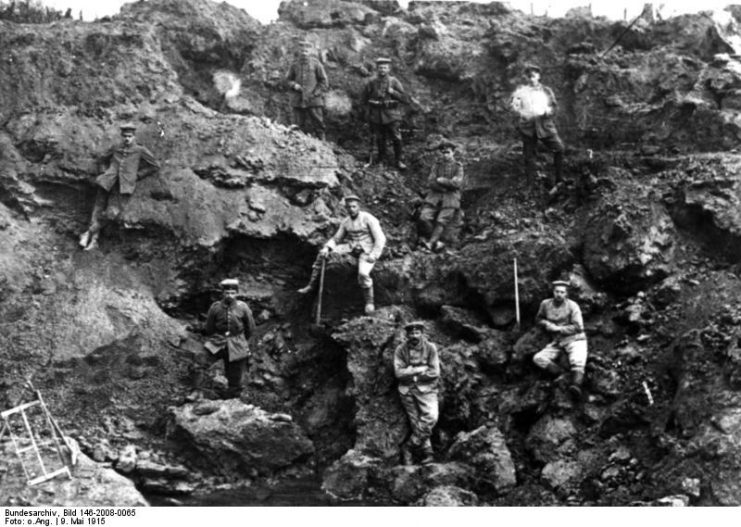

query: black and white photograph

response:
[0,0,740,518]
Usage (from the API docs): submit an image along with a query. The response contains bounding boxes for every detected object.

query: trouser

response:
[533,340,588,374]
[88,187,131,233]
[370,121,403,163]
[399,388,438,450]
[521,132,564,186]
[197,348,247,395]
[309,245,376,289]
[292,106,325,137]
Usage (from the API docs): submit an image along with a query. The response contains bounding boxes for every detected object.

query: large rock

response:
[389,462,473,504]
[330,315,408,459]
[526,415,578,464]
[582,171,676,293]
[417,485,479,506]
[321,449,384,501]
[278,0,377,28]
[447,425,517,494]
[167,400,314,477]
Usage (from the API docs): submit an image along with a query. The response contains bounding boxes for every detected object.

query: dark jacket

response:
[425,158,464,209]
[285,56,328,108]
[362,74,407,124]
[204,299,256,362]
[95,141,159,195]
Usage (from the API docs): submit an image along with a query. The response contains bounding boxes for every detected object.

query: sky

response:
[37,0,735,24]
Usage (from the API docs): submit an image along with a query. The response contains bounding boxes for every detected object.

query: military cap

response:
[404,320,425,331]
[220,278,240,290]
[437,139,457,151]
[523,63,541,74]
[344,194,361,203]
[119,122,137,132]
[552,280,570,288]
[375,57,391,65]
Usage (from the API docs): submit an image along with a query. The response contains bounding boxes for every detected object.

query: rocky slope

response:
[2,0,741,506]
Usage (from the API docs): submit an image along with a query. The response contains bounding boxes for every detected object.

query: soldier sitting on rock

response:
[79,122,160,250]
[394,321,440,465]
[532,280,588,399]
[417,139,464,252]
[297,194,386,315]
[285,39,328,140]
[198,278,256,400]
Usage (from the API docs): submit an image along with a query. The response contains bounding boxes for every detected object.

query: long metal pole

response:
[315,257,326,325]
[514,258,521,329]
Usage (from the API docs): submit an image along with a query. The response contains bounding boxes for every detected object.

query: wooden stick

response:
[514,258,521,329]
[315,257,327,325]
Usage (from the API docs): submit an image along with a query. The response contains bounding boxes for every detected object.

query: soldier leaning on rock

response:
[79,122,159,251]
[532,280,588,399]
[197,278,256,400]
[418,139,464,253]
[297,194,386,315]
[510,63,565,193]
[285,39,328,140]
[362,57,409,171]
[394,321,440,466]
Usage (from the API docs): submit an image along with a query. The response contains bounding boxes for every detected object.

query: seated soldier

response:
[418,139,464,252]
[297,195,386,315]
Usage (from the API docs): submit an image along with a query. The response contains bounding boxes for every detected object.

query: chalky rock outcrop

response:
[167,399,315,477]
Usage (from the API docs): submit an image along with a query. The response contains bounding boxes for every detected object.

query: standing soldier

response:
[394,321,440,465]
[532,280,587,399]
[418,139,464,252]
[201,278,256,399]
[79,122,160,250]
[297,195,386,315]
[362,57,408,170]
[285,39,328,140]
[510,64,564,192]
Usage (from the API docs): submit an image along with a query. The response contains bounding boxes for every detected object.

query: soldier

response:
[362,57,408,170]
[394,321,440,465]
[510,64,564,192]
[533,280,587,399]
[285,39,328,140]
[297,195,386,315]
[418,139,464,252]
[78,122,160,250]
[201,278,256,399]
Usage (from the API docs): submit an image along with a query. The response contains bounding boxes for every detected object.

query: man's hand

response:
[319,246,330,258]
[365,254,377,264]
[292,82,302,92]
[544,321,560,333]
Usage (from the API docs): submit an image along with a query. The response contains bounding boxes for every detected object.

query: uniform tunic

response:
[424,158,464,210]
[95,142,159,195]
[536,298,586,346]
[285,56,328,109]
[362,75,406,124]
[326,210,386,260]
[204,299,256,362]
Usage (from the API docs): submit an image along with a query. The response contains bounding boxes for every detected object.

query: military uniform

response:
[533,297,587,373]
[285,53,328,138]
[394,325,440,463]
[80,124,159,249]
[202,288,256,398]
[298,196,386,315]
[511,75,564,186]
[362,59,407,168]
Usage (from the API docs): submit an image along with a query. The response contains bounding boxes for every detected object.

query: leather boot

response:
[428,223,444,247]
[362,287,375,315]
[569,370,584,399]
[544,361,563,377]
[297,261,321,294]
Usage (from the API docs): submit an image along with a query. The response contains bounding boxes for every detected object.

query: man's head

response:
[120,123,136,147]
[376,57,391,77]
[552,280,569,303]
[220,278,239,303]
[524,64,541,85]
[438,140,456,160]
[298,40,312,59]
[344,195,361,218]
[405,321,425,344]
